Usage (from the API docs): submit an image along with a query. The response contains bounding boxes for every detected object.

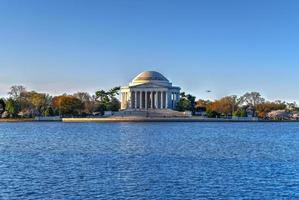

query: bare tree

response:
[240,92,265,117]
[73,92,91,102]
[8,85,27,112]
[8,85,26,100]
[240,92,265,107]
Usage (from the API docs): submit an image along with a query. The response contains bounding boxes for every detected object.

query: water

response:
[1,122,299,199]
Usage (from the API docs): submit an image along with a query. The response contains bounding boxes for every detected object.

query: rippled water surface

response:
[1,122,299,199]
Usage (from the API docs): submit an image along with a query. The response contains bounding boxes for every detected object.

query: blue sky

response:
[0,0,298,102]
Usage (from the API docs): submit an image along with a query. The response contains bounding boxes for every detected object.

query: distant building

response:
[120,71,181,110]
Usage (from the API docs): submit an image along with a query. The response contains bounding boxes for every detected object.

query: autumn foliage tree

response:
[207,96,239,117]
[2,84,298,121]
[256,101,287,119]
[52,96,84,116]
[26,91,52,116]
[195,99,210,112]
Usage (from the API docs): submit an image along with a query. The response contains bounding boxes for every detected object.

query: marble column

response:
[154,91,156,109]
[145,91,148,109]
[173,92,176,109]
[155,91,158,109]
[165,92,168,109]
[174,92,177,108]
[158,91,161,109]
[161,91,164,109]
[159,91,161,109]
[150,91,153,109]
[123,92,125,109]
[136,91,139,109]
[121,92,123,109]
[160,91,162,109]
[175,93,177,108]
[134,91,137,109]
[125,92,128,108]
[129,91,132,109]
[139,91,142,109]
[149,91,151,109]
[171,92,173,108]
[137,91,140,109]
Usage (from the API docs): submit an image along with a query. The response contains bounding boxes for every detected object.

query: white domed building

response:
[120,71,181,110]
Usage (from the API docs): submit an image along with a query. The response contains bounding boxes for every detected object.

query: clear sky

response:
[0,0,298,102]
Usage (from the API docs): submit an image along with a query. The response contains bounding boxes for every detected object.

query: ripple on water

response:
[1,122,299,199]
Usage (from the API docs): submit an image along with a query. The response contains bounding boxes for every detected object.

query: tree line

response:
[0,85,121,118]
[1,85,298,120]
[175,91,299,119]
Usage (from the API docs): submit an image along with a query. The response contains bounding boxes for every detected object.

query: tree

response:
[240,92,264,106]
[255,101,287,119]
[180,92,186,98]
[95,87,121,113]
[95,90,109,102]
[29,92,52,116]
[176,98,192,112]
[240,92,265,107]
[256,101,286,113]
[73,92,95,115]
[5,99,17,118]
[73,92,91,102]
[8,85,26,100]
[286,102,299,111]
[205,109,220,118]
[107,87,121,99]
[195,99,210,112]
[233,108,247,117]
[175,92,196,113]
[240,92,265,116]
[0,98,5,114]
[207,96,238,117]
[44,107,54,117]
[107,97,121,111]
[86,95,101,115]
[185,94,196,114]
[8,85,27,112]
[52,96,84,116]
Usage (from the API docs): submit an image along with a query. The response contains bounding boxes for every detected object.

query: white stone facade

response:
[120,71,181,110]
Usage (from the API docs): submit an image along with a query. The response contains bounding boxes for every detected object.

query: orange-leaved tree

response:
[52,95,83,117]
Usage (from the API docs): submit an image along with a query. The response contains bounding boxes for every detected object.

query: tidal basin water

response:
[1,122,299,199]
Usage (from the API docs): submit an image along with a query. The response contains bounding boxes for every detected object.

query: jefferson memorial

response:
[120,71,181,110]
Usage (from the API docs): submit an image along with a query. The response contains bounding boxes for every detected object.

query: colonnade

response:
[121,90,180,109]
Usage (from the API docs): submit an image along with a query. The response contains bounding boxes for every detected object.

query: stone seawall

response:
[0,119,35,122]
[62,117,262,123]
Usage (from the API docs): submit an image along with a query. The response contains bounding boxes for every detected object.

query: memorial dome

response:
[131,71,170,86]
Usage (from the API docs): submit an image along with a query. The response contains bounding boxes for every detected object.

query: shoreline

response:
[1,118,299,123]
[0,119,36,122]
[62,117,299,123]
